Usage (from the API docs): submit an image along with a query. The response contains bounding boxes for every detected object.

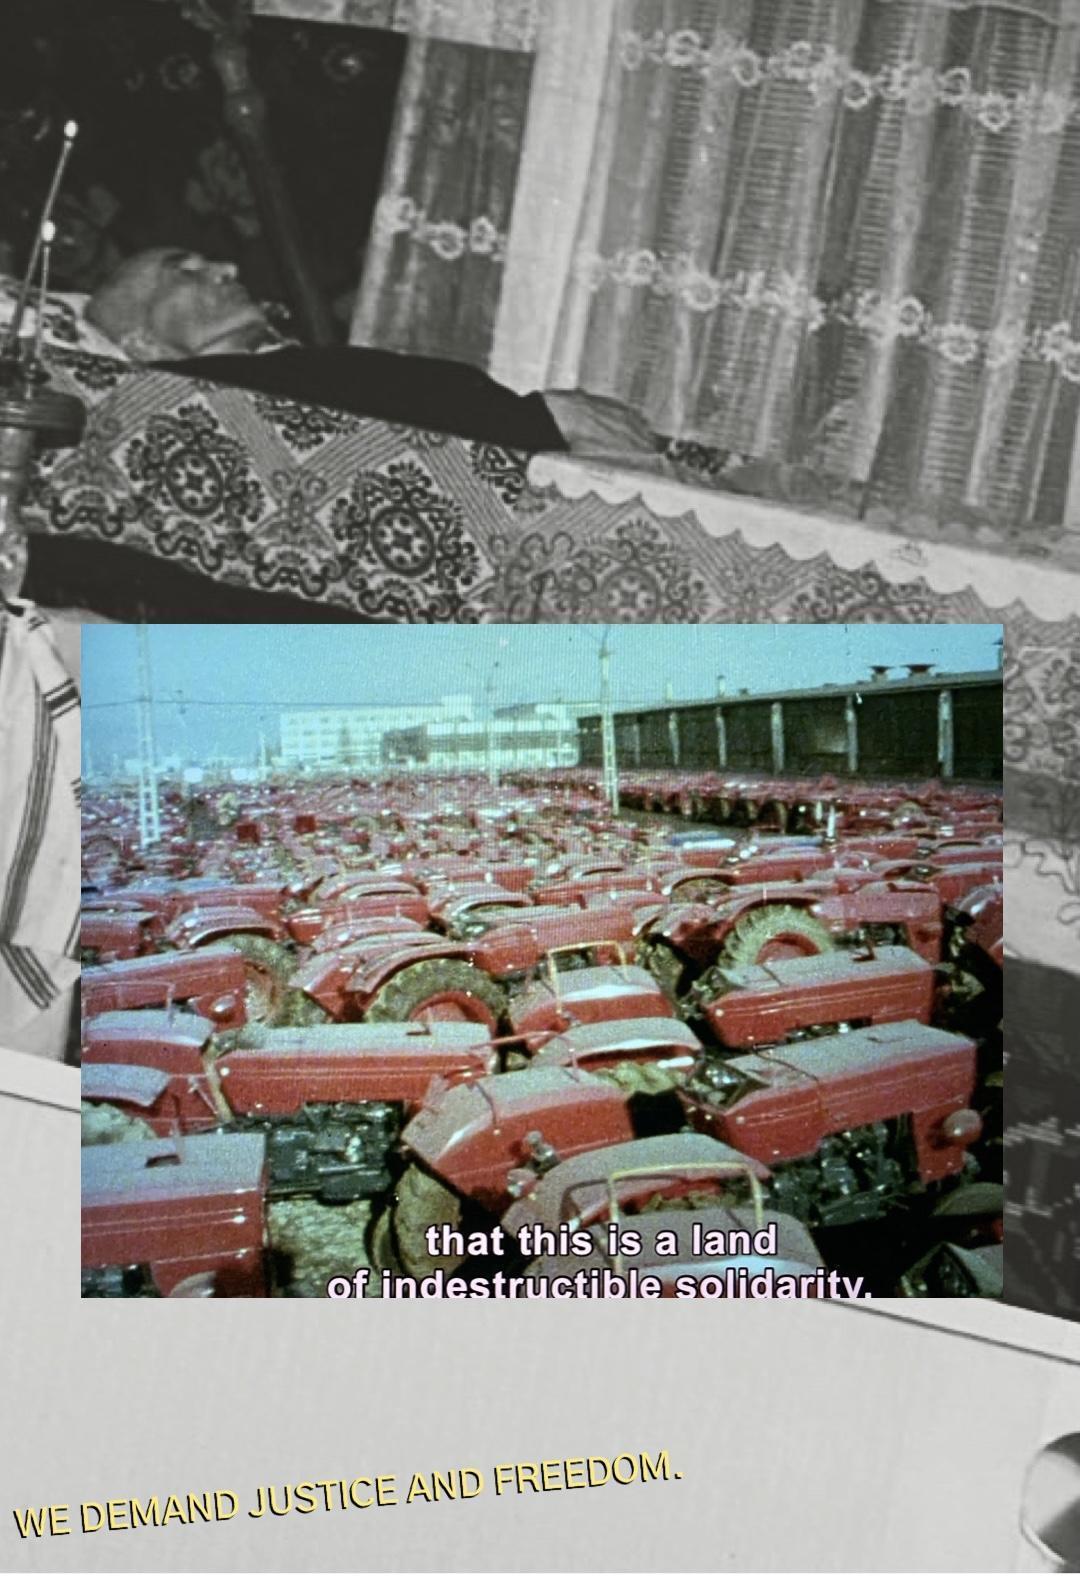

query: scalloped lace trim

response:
[619,28,1079,136]
[374,196,509,263]
[527,452,1080,623]
[571,255,1080,381]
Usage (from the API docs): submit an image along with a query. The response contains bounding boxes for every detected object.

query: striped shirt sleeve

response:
[0,600,81,1039]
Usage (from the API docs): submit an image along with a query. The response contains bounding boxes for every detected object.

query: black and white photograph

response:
[1,0,1079,1570]
[0,0,1076,631]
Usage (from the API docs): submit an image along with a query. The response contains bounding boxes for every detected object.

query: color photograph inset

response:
[80,623,1003,1301]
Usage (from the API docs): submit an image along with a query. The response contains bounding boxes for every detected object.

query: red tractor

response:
[373,1015,984,1277]
[530,1017,703,1079]
[287,902,665,1033]
[685,945,937,1049]
[524,1201,827,1296]
[81,943,291,1028]
[637,868,1002,1013]
[81,877,311,985]
[82,1132,271,1298]
[83,875,309,936]
[81,1012,499,1204]
[424,884,535,938]
[286,881,432,945]
[505,1138,829,1296]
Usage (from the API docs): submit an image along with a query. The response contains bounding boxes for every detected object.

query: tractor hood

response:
[82,1010,215,1073]
[402,1067,634,1213]
[219,1022,497,1114]
[81,1133,267,1298]
[81,946,249,1016]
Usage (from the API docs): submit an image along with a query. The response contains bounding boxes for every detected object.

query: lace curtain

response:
[350,0,1080,538]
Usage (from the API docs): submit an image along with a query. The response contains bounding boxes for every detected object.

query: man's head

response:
[85,248,269,360]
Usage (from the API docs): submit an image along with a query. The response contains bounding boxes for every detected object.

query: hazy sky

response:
[82,623,1001,767]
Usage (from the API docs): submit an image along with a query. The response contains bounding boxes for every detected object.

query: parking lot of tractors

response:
[80,769,1003,1300]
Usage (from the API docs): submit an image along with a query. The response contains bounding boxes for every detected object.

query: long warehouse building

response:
[578,669,1002,781]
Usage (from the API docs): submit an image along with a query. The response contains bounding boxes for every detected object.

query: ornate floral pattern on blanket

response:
[22,345,1080,633]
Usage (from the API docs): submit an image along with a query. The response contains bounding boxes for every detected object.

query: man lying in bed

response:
[83,248,660,461]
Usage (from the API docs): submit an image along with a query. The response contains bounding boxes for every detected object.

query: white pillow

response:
[0,276,130,362]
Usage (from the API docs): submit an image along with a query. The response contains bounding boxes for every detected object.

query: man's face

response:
[88,248,268,356]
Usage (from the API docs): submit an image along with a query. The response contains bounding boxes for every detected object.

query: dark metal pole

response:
[182,0,335,346]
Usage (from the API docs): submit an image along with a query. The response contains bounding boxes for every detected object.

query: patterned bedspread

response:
[18,340,1080,625]
[15,317,1080,1313]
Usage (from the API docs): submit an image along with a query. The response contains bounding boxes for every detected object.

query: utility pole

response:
[485,661,500,788]
[599,628,619,814]
[136,623,161,849]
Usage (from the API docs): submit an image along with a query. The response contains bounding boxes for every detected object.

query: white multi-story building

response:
[278,696,474,771]
[383,700,597,772]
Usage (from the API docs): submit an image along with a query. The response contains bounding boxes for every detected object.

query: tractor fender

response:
[347,940,476,1002]
[287,890,428,944]
[401,1066,635,1214]
[80,1062,214,1140]
[310,915,425,954]
[165,904,285,950]
[82,1062,173,1111]
[534,1016,702,1073]
[288,949,365,1018]
[81,946,250,1019]
[630,900,667,936]
[639,902,717,954]
[470,907,641,975]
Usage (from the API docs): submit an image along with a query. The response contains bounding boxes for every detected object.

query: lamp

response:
[0,123,86,598]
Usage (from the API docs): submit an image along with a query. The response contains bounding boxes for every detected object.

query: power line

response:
[83,698,424,711]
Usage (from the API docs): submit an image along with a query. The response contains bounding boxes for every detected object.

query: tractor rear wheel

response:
[717,905,835,968]
[393,1165,466,1277]
[217,932,294,981]
[81,1101,155,1147]
[363,959,506,1032]
[279,990,333,1027]
[214,934,295,1025]
[368,1208,399,1275]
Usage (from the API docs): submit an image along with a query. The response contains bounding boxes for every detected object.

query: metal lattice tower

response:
[136,623,161,849]
[599,630,619,815]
